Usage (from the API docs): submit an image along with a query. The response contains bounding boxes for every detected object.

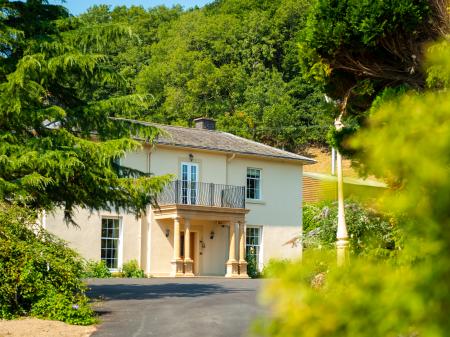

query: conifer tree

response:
[0,0,170,221]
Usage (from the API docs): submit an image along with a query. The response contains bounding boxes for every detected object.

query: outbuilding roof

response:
[303,172,387,188]
[126,119,315,164]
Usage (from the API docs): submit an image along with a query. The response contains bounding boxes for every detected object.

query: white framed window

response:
[101,217,122,271]
[246,168,262,200]
[181,162,199,205]
[246,226,263,270]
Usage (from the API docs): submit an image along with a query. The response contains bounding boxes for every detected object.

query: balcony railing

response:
[157,180,246,209]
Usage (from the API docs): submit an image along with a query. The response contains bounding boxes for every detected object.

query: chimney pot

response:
[194,117,216,130]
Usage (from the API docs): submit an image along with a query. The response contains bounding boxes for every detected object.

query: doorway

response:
[180,162,198,205]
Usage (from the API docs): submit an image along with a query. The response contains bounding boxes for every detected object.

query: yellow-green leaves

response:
[256,40,450,337]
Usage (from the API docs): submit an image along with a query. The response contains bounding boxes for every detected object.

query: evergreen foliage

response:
[0,0,171,219]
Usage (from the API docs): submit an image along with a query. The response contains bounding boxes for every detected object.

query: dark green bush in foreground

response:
[0,204,96,325]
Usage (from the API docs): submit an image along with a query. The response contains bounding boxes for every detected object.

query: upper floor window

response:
[246,168,261,200]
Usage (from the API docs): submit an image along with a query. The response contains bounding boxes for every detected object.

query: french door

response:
[181,163,198,205]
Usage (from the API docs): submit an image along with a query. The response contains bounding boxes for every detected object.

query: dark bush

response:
[0,203,96,325]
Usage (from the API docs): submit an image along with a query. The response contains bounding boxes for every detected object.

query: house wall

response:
[46,143,305,275]
[227,157,303,264]
[45,208,142,270]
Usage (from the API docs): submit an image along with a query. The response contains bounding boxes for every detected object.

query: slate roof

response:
[126,119,315,164]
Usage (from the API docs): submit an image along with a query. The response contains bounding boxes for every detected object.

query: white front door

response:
[181,162,198,205]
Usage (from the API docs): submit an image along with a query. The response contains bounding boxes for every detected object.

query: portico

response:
[154,204,249,278]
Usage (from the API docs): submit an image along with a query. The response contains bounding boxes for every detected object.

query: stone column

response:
[183,218,194,276]
[170,216,184,277]
[238,221,248,278]
[225,221,239,277]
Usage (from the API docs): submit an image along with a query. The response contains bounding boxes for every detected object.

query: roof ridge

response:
[152,122,221,133]
[221,131,314,162]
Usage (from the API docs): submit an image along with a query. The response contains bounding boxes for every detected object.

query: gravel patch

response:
[0,318,96,337]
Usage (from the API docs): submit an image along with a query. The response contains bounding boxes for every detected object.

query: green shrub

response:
[121,259,145,278]
[0,203,95,325]
[253,41,450,337]
[303,200,402,258]
[83,260,111,278]
[30,290,96,325]
[262,259,291,278]
[246,249,261,279]
[111,271,125,278]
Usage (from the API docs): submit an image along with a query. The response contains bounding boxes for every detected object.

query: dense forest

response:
[74,0,335,153]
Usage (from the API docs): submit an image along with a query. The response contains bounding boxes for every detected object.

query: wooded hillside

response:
[75,0,335,153]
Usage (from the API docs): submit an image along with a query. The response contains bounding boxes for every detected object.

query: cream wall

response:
[149,218,173,276]
[227,157,303,263]
[45,208,143,269]
[119,145,304,270]
[150,146,228,183]
[46,144,305,275]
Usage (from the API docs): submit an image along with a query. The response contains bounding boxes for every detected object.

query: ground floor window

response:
[246,226,262,270]
[101,217,121,270]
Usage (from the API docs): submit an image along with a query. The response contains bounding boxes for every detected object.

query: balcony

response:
[157,180,246,209]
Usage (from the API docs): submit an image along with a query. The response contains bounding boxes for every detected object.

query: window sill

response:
[246,199,266,205]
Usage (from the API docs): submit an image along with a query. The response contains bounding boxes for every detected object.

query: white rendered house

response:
[45,118,314,277]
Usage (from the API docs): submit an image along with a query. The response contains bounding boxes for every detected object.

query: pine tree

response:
[0,0,170,221]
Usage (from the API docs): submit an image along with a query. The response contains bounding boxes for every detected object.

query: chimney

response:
[194,117,216,130]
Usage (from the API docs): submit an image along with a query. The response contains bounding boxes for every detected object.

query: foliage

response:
[76,0,334,152]
[82,260,111,278]
[30,290,96,325]
[0,0,171,220]
[121,259,145,278]
[303,201,401,258]
[261,259,291,278]
[299,0,448,151]
[0,203,95,325]
[252,41,450,337]
[246,250,261,279]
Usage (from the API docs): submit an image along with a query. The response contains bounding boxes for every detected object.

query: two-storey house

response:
[45,118,314,277]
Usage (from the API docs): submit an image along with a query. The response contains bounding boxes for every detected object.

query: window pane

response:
[246,227,261,270]
[246,168,261,200]
[101,218,120,270]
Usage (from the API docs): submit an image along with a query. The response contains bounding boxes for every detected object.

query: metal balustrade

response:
[157,180,246,209]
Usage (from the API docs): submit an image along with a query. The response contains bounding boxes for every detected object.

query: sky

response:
[55,0,214,16]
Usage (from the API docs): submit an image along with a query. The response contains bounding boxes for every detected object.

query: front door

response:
[181,162,198,205]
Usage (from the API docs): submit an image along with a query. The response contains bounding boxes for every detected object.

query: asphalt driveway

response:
[87,278,264,337]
